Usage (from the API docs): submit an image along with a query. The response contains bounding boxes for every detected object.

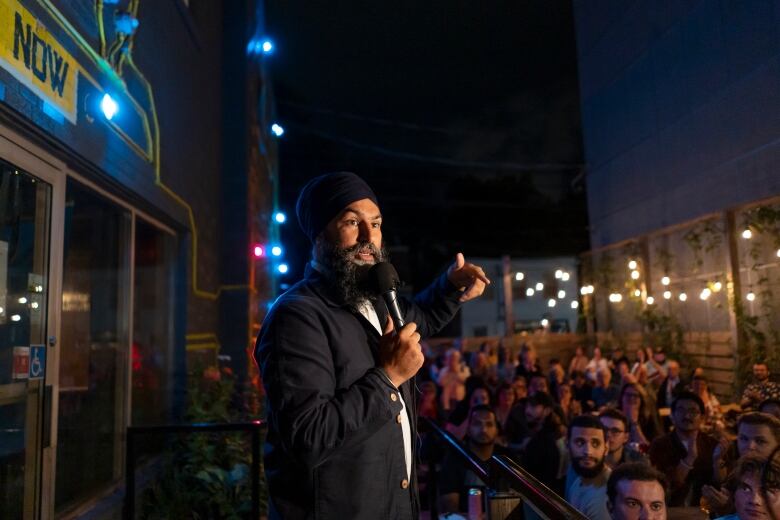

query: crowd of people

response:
[417,341,780,519]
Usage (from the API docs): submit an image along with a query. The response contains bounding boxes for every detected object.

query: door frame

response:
[0,123,66,520]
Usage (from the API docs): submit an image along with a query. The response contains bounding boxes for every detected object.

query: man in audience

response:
[715,456,780,520]
[438,405,509,514]
[599,408,647,469]
[528,373,550,397]
[607,462,668,520]
[565,415,611,519]
[520,392,564,493]
[741,362,780,410]
[656,360,683,410]
[515,344,542,381]
[649,391,718,506]
[593,367,620,409]
[645,348,670,386]
[572,370,595,412]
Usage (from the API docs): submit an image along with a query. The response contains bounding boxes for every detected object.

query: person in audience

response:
[648,391,718,506]
[519,392,564,493]
[437,348,470,412]
[549,358,566,398]
[705,412,780,515]
[619,382,663,448]
[444,385,492,439]
[438,405,510,514]
[572,369,595,412]
[615,358,634,388]
[565,415,612,520]
[760,398,780,420]
[714,456,780,520]
[593,367,620,409]
[511,375,528,401]
[586,346,609,382]
[418,380,442,424]
[558,382,581,425]
[741,362,780,410]
[607,462,668,520]
[631,348,649,377]
[469,350,491,385]
[690,374,724,433]
[656,360,684,410]
[515,344,543,380]
[599,408,647,469]
[569,345,590,376]
[494,382,516,432]
[528,373,550,397]
[495,340,517,384]
[645,348,670,386]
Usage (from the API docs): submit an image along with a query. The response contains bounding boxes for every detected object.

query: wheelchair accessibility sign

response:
[29,344,45,380]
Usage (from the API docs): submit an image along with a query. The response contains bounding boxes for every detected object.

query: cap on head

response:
[295,171,378,243]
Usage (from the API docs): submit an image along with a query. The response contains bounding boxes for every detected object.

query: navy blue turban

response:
[295,172,379,242]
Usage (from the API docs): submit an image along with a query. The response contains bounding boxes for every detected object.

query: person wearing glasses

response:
[599,408,648,469]
[648,391,719,506]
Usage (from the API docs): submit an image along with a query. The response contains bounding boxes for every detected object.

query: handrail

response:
[423,418,587,520]
[492,455,587,520]
[124,420,266,520]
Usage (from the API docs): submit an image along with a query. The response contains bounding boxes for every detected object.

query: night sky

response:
[264,0,588,289]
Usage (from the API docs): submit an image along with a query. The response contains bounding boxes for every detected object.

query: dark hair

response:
[727,455,770,493]
[760,399,780,411]
[527,392,554,409]
[568,415,607,440]
[599,408,629,431]
[468,404,497,423]
[692,374,708,384]
[607,463,667,505]
[571,370,585,380]
[738,412,780,442]
[671,391,705,415]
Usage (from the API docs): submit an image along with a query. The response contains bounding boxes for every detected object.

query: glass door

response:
[0,158,53,519]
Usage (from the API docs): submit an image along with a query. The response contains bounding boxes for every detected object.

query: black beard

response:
[315,239,388,309]
[571,455,606,479]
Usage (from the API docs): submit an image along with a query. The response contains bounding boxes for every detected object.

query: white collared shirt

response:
[357,299,412,480]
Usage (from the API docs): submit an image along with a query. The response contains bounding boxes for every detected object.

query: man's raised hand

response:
[447,252,490,303]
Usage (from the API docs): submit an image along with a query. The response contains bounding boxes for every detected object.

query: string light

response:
[561,272,570,281]
[742,229,752,239]
[679,293,688,302]
[557,290,566,299]
[555,270,563,279]
[541,318,549,327]
[747,291,756,301]
[609,293,623,303]
[515,272,524,281]
[700,288,711,300]
[274,212,287,223]
[661,276,670,286]
[628,260,637,270]
[646,296,655,305]
[571,301,579,309]
[526,288,535,297]
[633,289,641,297]
[535,282,544,291]
[631,270,640,280]
[580,285,594,295]
[663,291,672,300]
[777,249,780,258]
[18,297,27,304]
[713,281,722,292]
[548,299,556,307]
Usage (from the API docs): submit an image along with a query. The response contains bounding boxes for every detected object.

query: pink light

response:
[253,245,265,258]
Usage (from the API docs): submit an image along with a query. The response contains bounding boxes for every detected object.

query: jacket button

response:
[396,413,403,424]
[401,479,409,489]
[390,393,397,402]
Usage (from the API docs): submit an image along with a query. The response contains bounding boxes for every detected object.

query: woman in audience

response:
[494,382,516,432]
[444,384,493,439]
[556,382,581,425]
[619,382,663,448]
[437,348,470,412]
[495,340,517,384]
[585,346,608,381]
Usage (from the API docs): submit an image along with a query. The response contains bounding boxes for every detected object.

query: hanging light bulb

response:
[679,293,688,302]
[634,289,641,297]
[555,270,563,279]
[712,281,722,292]
[535,282,544,291]
[661,276,670,286]
[558,290,566,299]
[747,291,756,301]
[609,293,623,303]
[570,301,579,309]
[628,260,637,270]
[515,272,524,281]
[700,288,711,300]
[561,272,570,281]
[541,318,549,327]
[631,270,640,280]
[663,290,672,300]
[526,288,535,297]
[548,299,556,308]
[742,229,753,239]
[646,296,655,305]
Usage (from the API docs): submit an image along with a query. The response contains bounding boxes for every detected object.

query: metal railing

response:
[124,421,265,520]
[423,419,587,520]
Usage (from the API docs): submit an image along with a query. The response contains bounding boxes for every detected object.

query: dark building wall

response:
[574,0,780,248]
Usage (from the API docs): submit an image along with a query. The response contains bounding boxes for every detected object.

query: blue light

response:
[101,93,118,120]
[277,263,289,274]
[271,246,283,257]
[262,40,274,54]
[271,123,284,137]
[274,212,286,223]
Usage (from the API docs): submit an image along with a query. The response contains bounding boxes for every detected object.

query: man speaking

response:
[254,172,489,519]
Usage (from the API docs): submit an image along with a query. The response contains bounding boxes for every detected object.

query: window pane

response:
[132,219,176,426]
[56,180,130,512]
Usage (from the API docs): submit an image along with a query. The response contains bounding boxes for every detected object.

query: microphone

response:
[367,262,405,329]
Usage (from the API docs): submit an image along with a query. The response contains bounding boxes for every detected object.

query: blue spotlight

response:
[271,246,283,257]
[101,93,118,120]
[274,212,287,224]
[271,123,284,137]
[277,263,289,274]
[262,40,274,54]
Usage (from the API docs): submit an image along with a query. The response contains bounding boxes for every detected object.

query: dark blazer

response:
[255,264,462,520]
